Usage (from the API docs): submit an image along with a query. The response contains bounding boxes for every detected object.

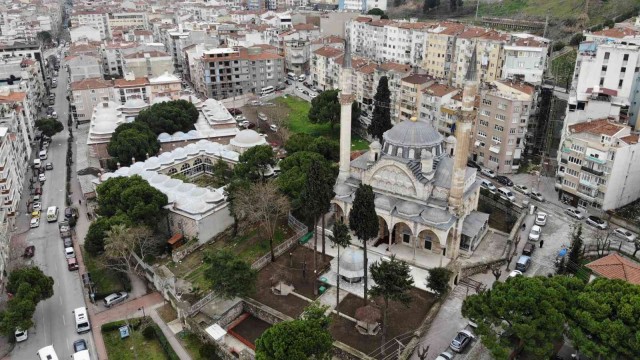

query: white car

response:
[38,173,46,182]
[480,179,496,192]
[565,208,585,220]
[535,212,547,226]
[30,217,39,228]
[529,190,545,202]
[481,168,496,178]
[513,184,530,195]
[508,270,523,278]
[528,225,542,241]
[15,329,27,342]
[613,228,637,242]
[32,201,42,211]
[435,352,454,360]
[269,124,278,131]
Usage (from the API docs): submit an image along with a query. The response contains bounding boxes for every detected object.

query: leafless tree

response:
[104,224,160,274]
[234,181,291,261]
[416,345,429,360]
[633,238,640,258]
[7,236,27,271]
[593,228,611,256]
[491,265,502,281]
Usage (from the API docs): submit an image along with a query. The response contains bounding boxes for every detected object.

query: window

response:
[621,67,627,73]
[601,65,608,72]
[604,52,610,60]
[479,120,489,127]
[509,128,516,134]
[495,114,506,121]
[571,144,585,152]
[494,125,504,132]
[505,160,512,165]
[489,155,498,162]
[497,103,507,110]
[563,179,577,189]
[599,78,605,86]
[492,136,501,143]
[568,156,582,165]
[566,168,579,177]
[477,130,487,138]
[619,79,624,88]
[623,54,629,61]
[480,109,490,117]
[482,99,492,106]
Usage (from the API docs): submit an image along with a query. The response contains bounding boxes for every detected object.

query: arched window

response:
[193,158,204,174]
[408,148,415,159]
[204,158,213,164]
[194,158,203,165]
[168,168,177,175]
[397,147,403,158]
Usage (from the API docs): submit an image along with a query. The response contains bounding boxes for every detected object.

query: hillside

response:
[387,0,640,40]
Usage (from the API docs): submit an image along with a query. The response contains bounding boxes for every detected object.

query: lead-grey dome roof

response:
[383,119,443,148]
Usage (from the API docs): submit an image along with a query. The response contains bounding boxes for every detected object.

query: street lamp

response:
[138,306,145,317]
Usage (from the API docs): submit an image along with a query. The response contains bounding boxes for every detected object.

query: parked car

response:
[38,173,46,182]
[435,352,454,360]
[228,108,242,115]
[496,175,513,186]
[529,190,545,202]
[73,339,87,353]
[467,160,481,170]
[480,168,496,178]
[269,124,278,131]
[23,245,35,258]
[15,329,27,342]
[450,330,474,352]
[528,225,542,241]
[513,184,530,195]
[32,201,41,211]
[63,237,73,248]
[508,270,523,278]
[565,208,585,220]
[535,212,548,226]
[522,242,535,256]
[613,228,637,242]
[103,292,129,308]
[586,215,608,230]
[45,162,53,170]
[515,255,531,272]
[30,217,39,228]
[498,187,516,202]
[31,210,40,218]
[480,179,496,192]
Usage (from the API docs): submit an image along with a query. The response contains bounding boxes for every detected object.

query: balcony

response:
[579,178,598,189]
[1,189,8,195]
[577,188,597,202]
[586,155,606,164]
[561,146,571,153]
[581,166,604,176]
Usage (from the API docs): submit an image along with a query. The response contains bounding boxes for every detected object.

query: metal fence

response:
[251,213,308,270]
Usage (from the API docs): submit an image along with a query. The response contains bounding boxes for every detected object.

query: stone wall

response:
[242,297,292,324]
[332,341,375,360]
[216,300,245,328]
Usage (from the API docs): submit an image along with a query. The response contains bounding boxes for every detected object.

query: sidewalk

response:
[149,307,192,360]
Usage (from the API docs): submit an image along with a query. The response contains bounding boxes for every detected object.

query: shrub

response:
[142,324,155,339]
[199,343,222,359]
[101,320,127,332]
[569,33,585,46]
[552,41,565,52]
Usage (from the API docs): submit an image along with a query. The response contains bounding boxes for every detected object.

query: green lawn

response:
[84,252,127,298]
[103,324,168,360]
[551,50,577,90]
[177,331,220,360]
[275,96,370,150]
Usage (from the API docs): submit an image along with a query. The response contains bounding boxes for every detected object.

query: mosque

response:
[332,45,489,262]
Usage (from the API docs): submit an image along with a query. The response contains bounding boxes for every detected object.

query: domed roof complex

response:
[87,101,129,145]
[338,248,365,279]
[382,117,444,160]
[229,129,267,153]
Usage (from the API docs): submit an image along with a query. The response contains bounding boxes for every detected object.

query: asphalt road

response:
[11,51,96,359]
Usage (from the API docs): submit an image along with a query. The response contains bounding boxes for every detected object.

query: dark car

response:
[246,122,256,129]
[496,175,514,186]
[23,245,35,258]
[285,79,291,85]
[73,339,87,353]
[586,215,608,230]
[227,108,242,115]
[303,81,311,87]
[467,160,481,170]
[522,242,535,256]
[302,89,310,95]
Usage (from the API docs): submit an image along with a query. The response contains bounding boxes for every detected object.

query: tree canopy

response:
[255,318,333,360]
[204,250,257,299]
[565,278,640,359]
[135,99,199,135]
[426,267,452,298]
[35,118,64,138]
[96,175,168,227]
[234,145,276,182]
[462,275,585,359]
[36,31,52,45]
[368,76,392,142]
[349,184,379,242]
[0,267,54,335]
[308,89,340,130]
[107,122,160,167]
[367,8,389,19]
[284,134,339,162]
[84,213,131,256]
[276,151,328,209]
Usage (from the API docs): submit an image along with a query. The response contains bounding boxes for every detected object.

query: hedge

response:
[149,323,180,360]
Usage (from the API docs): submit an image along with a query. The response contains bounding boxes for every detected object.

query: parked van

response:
[287,72,296,80]
[39,150,47,160]
[37,345,59,360]
[298,74,306,82]
[515,255,531,272]
[33,158,41,168]
[64,247,75,259]
[498,187,515,202]
[522,243,535,257]
[73,307,91,333]
[67,257,78,271]
[47,206,58,222]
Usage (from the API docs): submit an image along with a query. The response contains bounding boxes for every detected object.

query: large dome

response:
[381,118,444,161]
[230,129,267,148]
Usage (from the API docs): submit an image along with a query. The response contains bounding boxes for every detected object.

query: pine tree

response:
[368,76,392,143]
[348,184,379,304]
[567,224,584,274]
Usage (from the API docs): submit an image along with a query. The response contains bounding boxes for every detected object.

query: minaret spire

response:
[337,31,356,182]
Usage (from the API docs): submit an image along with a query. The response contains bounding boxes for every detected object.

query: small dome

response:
[158,133,171,142]
[231,129,265,147]
[334,183,354,197]
[339,248,365,277]
[204,190,224,203]
[445,135,457,144]
[397,201,422,217]
[421,207,453,224]
[370,140,382,150]
[374,195,395,211]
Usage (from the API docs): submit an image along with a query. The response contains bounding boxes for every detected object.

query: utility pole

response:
[475,0,480,21]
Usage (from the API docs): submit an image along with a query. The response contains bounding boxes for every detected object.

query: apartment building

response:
[70,10,109,39]
[0,57,47,117]
[70,25,103,42]
[190,46,285,100]
[397,74,434,122]
[147,72,182,101]
[556,119,640,211]
[422,22,465,82]
[70,78,115,123]
[310,46,343,91]
[280,24,321,74]
[66,54,103,82]
[501,35,548,85]
[107,12,148,38]
[0,41,46,76]
[419,82,460,134]
[340,0,387,11]
[451,29,507,88]
[473,80,535,174]
[123,50,173,78]
[0,91,35,155]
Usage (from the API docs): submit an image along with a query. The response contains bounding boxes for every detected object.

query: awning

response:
[205,324,227,341]
[167,234,183,245]
[586,87,618,96]
[489,145,500,154]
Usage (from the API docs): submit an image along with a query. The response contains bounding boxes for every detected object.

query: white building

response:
[340,0,387,12]
[556,119,640,211]
[501,35,548,85]
[66,55,103,82]
[70,25,102,42]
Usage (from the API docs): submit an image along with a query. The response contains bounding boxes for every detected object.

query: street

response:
[10,52,96,359]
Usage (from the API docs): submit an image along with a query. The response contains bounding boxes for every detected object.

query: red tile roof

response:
[496,80,535,95]
[114,77,149,87]
[423,83,459,97]
[620,134,639,144]
[591,27,639,39]
[313,46,343,58]
[402,74,433,85]
[0,91,26,103]
[568,119,625,137]
[586,253,640,285]
[70,78,112,91]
